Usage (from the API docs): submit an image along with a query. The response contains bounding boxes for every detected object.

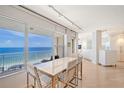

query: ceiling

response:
[24,5,124,34]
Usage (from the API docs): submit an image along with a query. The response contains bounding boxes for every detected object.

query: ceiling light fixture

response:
[48,5,83,31]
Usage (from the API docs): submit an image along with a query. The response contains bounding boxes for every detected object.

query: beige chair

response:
[27,63,37,88]
[69,54,83,84]
[27,63,51,88]
[33,66,51,88]
[58,60,78,88]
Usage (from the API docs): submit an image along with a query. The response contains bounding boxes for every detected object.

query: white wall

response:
[82,49,93,60]
[110,34,124,61]
[0,5,78,87]
[79,30,124,63]
[79,31,102,64]
[78,32,93,60]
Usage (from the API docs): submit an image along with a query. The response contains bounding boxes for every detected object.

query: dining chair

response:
[58,60,78,88]
[76,56,83,81]
[33,66,52,88]
[70,54,82,85]
[27,62,51,88]
[27,62,37,88]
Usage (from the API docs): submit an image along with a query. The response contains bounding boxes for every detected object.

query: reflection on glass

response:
[0,28,24,74]
[28,33,53,64]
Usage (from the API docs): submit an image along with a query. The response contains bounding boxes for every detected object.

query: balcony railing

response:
[0,51,52,75]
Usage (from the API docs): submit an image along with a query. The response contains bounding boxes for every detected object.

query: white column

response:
[64,34,67,57]
[92,30,102,64]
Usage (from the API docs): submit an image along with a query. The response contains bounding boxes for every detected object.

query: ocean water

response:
[0,47,52,54]
[0,47,53,71]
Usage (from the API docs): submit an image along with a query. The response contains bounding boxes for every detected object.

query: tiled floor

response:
[80,60,124,88]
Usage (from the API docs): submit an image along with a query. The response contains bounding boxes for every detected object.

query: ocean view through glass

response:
[0,28,53,75]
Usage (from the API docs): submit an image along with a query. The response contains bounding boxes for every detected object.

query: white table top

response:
[35,57,77,76]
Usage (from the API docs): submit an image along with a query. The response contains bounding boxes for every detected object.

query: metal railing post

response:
[2,55,4,72]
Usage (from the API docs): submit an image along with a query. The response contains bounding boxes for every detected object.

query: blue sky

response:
[0,28,53,48]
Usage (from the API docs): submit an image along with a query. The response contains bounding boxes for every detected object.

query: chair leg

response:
[76,65,79,85]
[34,77,36,88]
[27,72,29,88]
[74,62,83,87]
[75,67,78,86]
[59,78,76,88]
[69,67,78,87]
[80,62,82,80]
[78,63,82,80]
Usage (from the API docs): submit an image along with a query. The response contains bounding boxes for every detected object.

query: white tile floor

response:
[81,60,124,88]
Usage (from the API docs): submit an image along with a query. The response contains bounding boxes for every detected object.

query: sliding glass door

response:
[0,16,25,75]
[0,15,64,76]
[28,32,53,64]
[54,34,64,58]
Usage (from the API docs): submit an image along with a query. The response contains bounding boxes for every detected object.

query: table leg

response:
[80,62,82,80]
[52,75,58,88]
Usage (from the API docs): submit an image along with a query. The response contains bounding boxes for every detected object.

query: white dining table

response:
[35,57,77,88]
